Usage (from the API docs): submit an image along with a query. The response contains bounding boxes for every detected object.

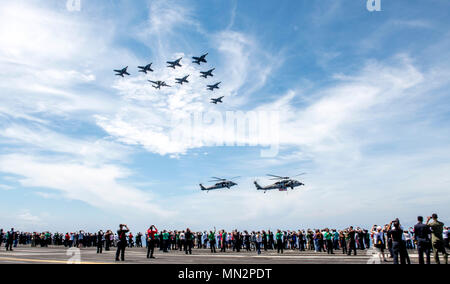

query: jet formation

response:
[114,53,225,104]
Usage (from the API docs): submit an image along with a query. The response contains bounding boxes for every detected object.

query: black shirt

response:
[414,223,431,241]
[348,231,356,241]
[117,229,129,242]
[389,228,403,242]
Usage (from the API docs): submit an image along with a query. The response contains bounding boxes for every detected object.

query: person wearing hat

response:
[371,225,387,262]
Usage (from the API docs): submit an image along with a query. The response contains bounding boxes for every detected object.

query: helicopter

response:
[254,174,305,193]
[200,177,240,192]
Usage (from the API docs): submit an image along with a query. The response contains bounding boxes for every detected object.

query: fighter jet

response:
[148,80,171,89]
[254,174,305,193]
[200,68,215,78]
[207,82,221,91]
[114,67,130,77]
[167,57,182,69]
[175,75,190,85]
[200,177,239,192]
[192,53,208,65]
[138,63,154,74]
[210,96,224,104]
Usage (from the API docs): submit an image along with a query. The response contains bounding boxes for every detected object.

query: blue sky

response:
[0,0,449,232]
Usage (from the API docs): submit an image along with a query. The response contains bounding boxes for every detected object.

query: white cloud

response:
[0,154,170,218]
[17,211,43,224]
[96,28,282,156]
[0,184,13,191]
[0,123,130,164]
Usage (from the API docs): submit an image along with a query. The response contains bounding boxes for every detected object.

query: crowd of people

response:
[1,214,448,264]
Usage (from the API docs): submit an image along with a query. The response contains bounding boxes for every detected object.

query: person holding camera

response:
[147,225,158,259]
[426,214,448,264]
[115,224,129,261]
[388,219,410,264]
[97,230,104,254]
[371,225,387,262]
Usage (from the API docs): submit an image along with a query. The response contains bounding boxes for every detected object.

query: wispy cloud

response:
[0,154,170,217]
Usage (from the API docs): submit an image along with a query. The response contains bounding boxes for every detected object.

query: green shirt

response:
[429,221,444,242]
[163,232,169,240]
[276,232,283,240]
[323,232,332,241]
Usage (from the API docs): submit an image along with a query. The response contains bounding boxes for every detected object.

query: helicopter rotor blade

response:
[267,174,284,179]
[211,177,225,180]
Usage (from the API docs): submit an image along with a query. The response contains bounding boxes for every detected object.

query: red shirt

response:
[147,229,158,240]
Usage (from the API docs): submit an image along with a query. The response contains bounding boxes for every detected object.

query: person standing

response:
[262,230,267,252]
[202,231,208,249]
[147,225,158,259]
[276,230,283,254]
[389,219,409,264]
[136,232,142,248]
[185,228,193,255]
[255,232,262,255]
[115,224,129,262]
[5,228,14,251]
[0,229,4,248]
[339,230,347,254]
[324,228,334,254]
[208,229,216,253]
[443,227,449,249]
[426,214,448,264]
[97,230,104,254]
[347,227,357,256]
[235,230,241,253]
[220,230,227,252]
[371,225,387,263]
[332,229,339,251]
[105,230,112,251]
[414,216,431,264]
[244,231,251,252]
[162,230,170,252]
[179,231,185,251]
